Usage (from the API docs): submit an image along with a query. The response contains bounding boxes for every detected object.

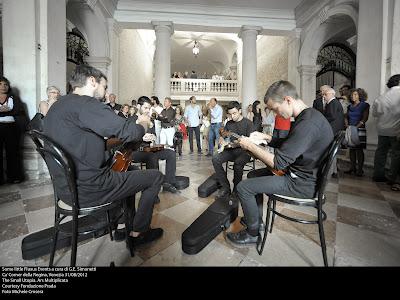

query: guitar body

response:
[112,150,133,172]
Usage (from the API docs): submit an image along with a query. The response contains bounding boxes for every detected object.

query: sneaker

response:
[163,182,179,193]
[131,228,164,246]
[226,229,259,247]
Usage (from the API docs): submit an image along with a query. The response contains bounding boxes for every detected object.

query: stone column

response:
[152,21,174,101]
[84,56,112,77]
[287,29,301,90]
[297,65,320,106]
[356,0,387,147]
[239,25,262,110]
[107,19,122,96]
[391,0,400,75]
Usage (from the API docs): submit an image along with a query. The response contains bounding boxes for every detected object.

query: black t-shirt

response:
[43,94,145,204]
[274,108,333,185]
[225,117,253,141]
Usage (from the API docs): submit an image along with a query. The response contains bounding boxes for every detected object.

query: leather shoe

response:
[163,182,179,193]
[226,229,260,247]
[216,188,230,200]
[129,228,164,247]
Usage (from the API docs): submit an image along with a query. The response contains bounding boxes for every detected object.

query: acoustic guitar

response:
[219,128,286,176]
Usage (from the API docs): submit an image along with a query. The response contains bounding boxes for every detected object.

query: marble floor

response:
[1,142,399,267]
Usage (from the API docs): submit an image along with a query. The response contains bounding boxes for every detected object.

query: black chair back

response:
[315,131,345,205]
[29,130,79,211]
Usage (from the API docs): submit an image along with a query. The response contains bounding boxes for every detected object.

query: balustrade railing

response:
[170,78,238,95]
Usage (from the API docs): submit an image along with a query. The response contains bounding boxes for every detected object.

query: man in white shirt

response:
[184,96,202,154]
[372,74,400,190]
[206,97,223,156]
[151,96,163,144]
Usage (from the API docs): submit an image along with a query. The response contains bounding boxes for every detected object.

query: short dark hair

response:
[211,97,217,103]
[138,96,152,106]
[0,76,11,94]
[131,99,137,106]
[227,101,241,112]
[189,96,196,101]
[341,84,351,90]
[387,74,400,88]
[264,80,299,104]
[69,65,107,90]
[151,96,160,105]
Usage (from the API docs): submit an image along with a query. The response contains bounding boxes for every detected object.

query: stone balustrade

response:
[170,78,238,95]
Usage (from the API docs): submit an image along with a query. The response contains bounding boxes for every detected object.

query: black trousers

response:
[212,148,250,191]
[0,122,22,183]
[131,149,177,185]
[237,168,315,236]
[188,126,201,152]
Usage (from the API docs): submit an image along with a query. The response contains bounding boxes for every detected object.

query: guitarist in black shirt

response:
[226,81,334,247]
[212,101,253,200]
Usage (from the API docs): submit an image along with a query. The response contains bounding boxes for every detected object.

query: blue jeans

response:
[208,122,222,154]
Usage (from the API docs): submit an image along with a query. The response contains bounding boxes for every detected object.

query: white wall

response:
[256,36,289,102]
[118,29,154,104]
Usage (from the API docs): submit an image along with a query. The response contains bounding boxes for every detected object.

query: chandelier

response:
[192,40,200,57]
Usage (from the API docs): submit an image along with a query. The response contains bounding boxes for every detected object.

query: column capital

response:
[297,64,320,75]
[151,21,174,35]
[238,25,263,39]
[84,56,111,68]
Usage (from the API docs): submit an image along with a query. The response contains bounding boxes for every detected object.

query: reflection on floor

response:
[1,143,399,267]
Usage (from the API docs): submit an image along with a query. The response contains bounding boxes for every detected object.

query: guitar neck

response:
[227,132,241,140]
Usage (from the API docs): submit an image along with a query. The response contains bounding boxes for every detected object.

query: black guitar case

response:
[198,173,221,198]
[175,175,190,190]
[181,196,238,255]
[21,214,109,260]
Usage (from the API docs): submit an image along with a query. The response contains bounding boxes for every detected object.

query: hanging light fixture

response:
[192,40,200,57]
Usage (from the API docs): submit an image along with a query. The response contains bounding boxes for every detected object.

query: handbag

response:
[28,113,45,131]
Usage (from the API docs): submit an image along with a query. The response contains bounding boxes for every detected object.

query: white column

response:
[356,0,387,147]
[287,29,301,90]
[297,65,320,106]
[239,25,262,110]
[107,19,122,96]
[152,21,174,101]
[84,56,112,76]
[391,0,400,75]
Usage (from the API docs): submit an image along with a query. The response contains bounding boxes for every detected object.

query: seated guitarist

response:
[212,101,253,200]
[226,81,334,247]
[131,96,179,194]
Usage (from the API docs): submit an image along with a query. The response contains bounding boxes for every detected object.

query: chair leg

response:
[257,198,272,255]
[49,213,60,267]
[70,212,79,267]
[317,210,328,267]
[106,210,114,241]
[269,199,276,233]
[123,198,135,257]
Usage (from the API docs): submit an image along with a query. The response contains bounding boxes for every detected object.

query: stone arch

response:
[66,2,110,59]
[299,4,358,67]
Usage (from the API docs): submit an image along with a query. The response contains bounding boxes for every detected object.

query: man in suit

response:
[313,85,331,113]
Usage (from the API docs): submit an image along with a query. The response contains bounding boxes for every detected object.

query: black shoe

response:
[189,151,194,154]
[331,173,338,179]
[154,195,160,204]
[197,151,202,154]
[130,228,164,247]
[216,188,230,200]
[205,153,212,157]
[113,228,126,242]
[356,170,364,177]
[163,182,179,193]
[373,176,388,182]
[226,229,260,247]
[344,169,355,174]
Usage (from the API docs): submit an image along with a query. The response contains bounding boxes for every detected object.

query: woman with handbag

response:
[344,88,370,176]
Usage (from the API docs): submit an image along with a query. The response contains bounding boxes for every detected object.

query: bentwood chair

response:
[256,131,344,267]
[29,130,134,266]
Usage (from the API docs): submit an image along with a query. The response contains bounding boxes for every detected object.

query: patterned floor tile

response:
[0,215,29,243]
